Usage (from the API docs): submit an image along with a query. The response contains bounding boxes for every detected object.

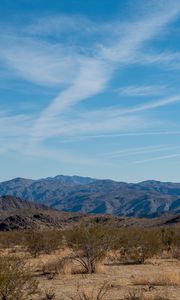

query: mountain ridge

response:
[0,195,179,231]
[0,175,180,218]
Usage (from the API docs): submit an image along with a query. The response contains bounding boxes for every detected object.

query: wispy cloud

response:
[1,0,180,173]
[105,145,180,158]
[133,153,180,164]
[116,85,167,97]
[30,2,180,142]
[0,36,79,87]
[57,130,180,143]
[137,51,180,69]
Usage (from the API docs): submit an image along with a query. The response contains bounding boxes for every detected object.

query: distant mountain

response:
[0,195,179,231]
[0,175,180,217]
[0,195,84,231]
[0,195,44,211]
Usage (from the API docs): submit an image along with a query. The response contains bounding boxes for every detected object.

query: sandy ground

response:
[32,254,180,300]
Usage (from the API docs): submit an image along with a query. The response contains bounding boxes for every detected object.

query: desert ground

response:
[30,251,180,300]
[0,225,179,300]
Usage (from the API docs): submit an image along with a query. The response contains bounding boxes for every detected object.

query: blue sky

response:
[1,0,180,182]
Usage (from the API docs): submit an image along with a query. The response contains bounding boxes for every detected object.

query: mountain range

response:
[0,195,179,231]
[0,175,180,217]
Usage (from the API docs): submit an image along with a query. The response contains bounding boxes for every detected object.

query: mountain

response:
[0,195,45,211]
[0,195,179,231]
[0,176,180,217]
[0,195,83,231]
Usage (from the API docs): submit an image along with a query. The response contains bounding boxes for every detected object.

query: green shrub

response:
[0,255,38,300]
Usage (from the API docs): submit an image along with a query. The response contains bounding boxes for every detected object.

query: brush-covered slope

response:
[0,195,179,231]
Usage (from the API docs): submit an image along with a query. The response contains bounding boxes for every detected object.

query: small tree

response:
[65,224,112,273]
[0,255,39,300]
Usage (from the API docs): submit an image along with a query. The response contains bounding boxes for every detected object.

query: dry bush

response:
[42,257,74,276]
[65,224,112,273]
[24,230,62,257]
[171,246,180,260]
[0,231,25,249]
[124,288,144,300]
[42,288,56,300]
[161,227,180,251]
[111,228,163,264]
[133,270,180,286]
[68,281,110,300]
[125,288,169,300]
[94,262,105,274]
[0,254,39,300]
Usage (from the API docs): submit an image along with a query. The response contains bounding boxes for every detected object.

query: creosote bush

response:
[65,224,113,273]
[0,231,24,249]
[161,227,180,253]
[109,227,163,264]
[0,254,39,300]
[24,229,62,257]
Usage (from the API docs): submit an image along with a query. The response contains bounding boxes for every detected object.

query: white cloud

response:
[116,85,167,97]
[0,36,80,87]
[32,3,180,142]
[109,145,180,158]
[1,1,180,157]
[133,153,180,164]
[57,130,180,143]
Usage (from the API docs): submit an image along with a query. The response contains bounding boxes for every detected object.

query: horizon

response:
[1,173,180,185]
[1,0,180,182]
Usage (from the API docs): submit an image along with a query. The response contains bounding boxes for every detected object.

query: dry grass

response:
[42,257,74,276]
[41,288,56,300]
[42,256,91,276]
[171,247,180,260]
[0,226,180,300]
[125,288,170,300]
[133,270,180,286]
[67,281,110,300]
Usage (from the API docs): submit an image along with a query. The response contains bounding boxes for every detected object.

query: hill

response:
[0,195,179,231]
[0,176,180,217]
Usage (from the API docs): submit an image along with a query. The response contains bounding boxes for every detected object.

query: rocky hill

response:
[0,195,179,231]
[0,176,179,217]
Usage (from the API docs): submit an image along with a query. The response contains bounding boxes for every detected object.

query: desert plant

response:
[125,288,170,300]
[42,288,56,300]
[68,281,109,300]
[171,246,180,260]
[24,230,62,257]
[124,288,144,300]
[0,231,24,249]
[133,270,180,286]
[114,228,162,264]
[65,224,112,273]
[42,257,73,276]
[161,228,175,251]
[0,254,39,300]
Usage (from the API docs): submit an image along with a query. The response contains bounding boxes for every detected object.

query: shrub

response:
[133,270,180,286]
[68,281,110,300]
[0,255,39,300]
[42,288,56,300]
[171,246,180,260]
[42,257,73,276]
[24,230,62,257]
[113,228,162,264]
[0,231,24,249]
[161,228,180,251]
[125,288,170,300]
[65,224,112,273]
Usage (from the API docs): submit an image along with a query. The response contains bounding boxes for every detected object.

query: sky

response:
[1,0,180,182]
